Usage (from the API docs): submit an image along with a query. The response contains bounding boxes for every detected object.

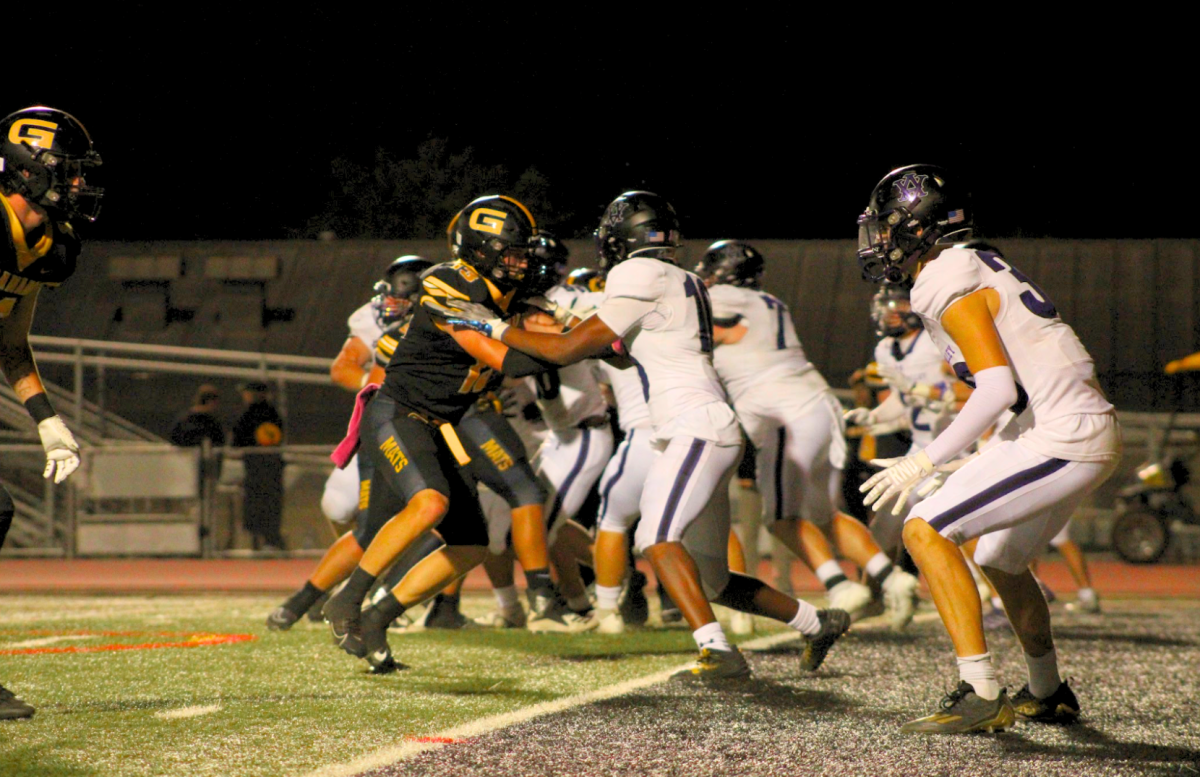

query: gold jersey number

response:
[458,358,494,394]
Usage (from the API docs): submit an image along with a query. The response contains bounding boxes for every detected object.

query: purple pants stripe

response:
[774,426,786,523]
[656,439,707,544]
[597,429,634,523]
[546,428,591,527]
[928,457,1070,533]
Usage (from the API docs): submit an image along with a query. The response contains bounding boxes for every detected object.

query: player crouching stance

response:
[856,166,1120,732]
[443,191,850,681]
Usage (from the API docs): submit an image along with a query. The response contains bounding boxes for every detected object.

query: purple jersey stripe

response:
[656,439,707,544]
[927,457,1070,533]
[546,428,591,527]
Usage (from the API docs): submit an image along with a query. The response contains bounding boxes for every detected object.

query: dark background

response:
[10,12,1188,243]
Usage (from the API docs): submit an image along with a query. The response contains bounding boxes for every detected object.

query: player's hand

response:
[877,366,936,400]
[861,450,934,515]
[844,407,873,426]
[38,416,81,484]
[440,300,508,340]
[1166,359,1183,375]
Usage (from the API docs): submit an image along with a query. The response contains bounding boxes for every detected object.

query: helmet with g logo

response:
[0,106,103,223]
[447,195,538,288]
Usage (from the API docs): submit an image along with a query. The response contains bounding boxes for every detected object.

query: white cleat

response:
[881,569,919,631]
[828,579,874,621]
[473,605,528,629]
[730,611,756,636]
[595,607,626,634]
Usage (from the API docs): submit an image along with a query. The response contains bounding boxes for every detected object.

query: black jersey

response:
[380,260,516,425]
[0,193,79,319]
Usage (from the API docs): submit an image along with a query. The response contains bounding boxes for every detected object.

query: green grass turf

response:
[0,594,790,777]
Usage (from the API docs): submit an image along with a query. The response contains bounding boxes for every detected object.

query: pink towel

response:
[330,383,380,468]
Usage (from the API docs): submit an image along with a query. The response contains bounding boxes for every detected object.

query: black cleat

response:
[323,589,366,658]
[800,609,851,671]
[658,587,686,628]
[361,607,405,674]
[265,605,301,632]
[422,594,470,630]
[0,684,35,721]
[671,646,752,683]
[305,592,330,622]
[1012,680,1080,722]
[901,682,1015,734]
[620,570,650,627]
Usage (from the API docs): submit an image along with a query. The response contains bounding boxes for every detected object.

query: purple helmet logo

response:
[892,173,929,204]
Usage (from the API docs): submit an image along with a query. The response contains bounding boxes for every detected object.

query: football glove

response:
[434,299,509,340]
[877,366,937,401]
[844,407,873,426]
[861,450,935,515]
[38,416,81,484]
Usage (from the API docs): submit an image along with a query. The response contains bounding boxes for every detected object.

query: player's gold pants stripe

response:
[439,423,472,466]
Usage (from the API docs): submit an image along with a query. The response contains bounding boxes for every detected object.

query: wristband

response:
[25,392,56,423]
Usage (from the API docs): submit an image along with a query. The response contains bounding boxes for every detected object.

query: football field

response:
[2,594,1198,777]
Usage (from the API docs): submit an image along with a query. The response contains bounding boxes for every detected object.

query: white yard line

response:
[298,612,939,777]
[154,704,223,720]
[1,634,97,649]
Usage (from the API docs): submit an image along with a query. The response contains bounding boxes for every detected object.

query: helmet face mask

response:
[595,191,682,270]
[0,106,103,223]
[857,165,970,286]
[372,255,433,327]
[448,195,538,289]
[696,240,765,289]
[521,232,568,299]
[871,285,922,337]
[566,266,605,293]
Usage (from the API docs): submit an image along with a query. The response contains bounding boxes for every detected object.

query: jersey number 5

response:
[976,251,1057,319]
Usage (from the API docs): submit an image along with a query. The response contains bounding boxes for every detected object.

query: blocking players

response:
[0,106,103,720]
[856,165,1120,732]
[442,191,850,681]
[321,195,566,665]
[698,241,919,630]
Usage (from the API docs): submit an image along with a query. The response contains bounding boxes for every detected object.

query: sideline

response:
[298,612,939,777]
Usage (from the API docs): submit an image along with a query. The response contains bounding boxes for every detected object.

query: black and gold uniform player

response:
[322,195,562,665]
[0,106,103,720]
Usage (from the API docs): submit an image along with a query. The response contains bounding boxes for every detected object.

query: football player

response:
[442,191,851,681]
[698,241,920,630]
[320,195,568,669]
[856,165,1120,732]
[0,106,102,720]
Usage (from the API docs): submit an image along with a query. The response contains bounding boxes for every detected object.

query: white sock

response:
[815,560,844,586]
[567,594,592,613]
[991,596,1004,611]
[1078,587,1097,604]
[1025,647,1062,699]
[864,552,892,580]
[595,584,622,611]
[956,652,1000,701]
[693,621,732,652]
[788,599,821,636]
[493,586,519,611]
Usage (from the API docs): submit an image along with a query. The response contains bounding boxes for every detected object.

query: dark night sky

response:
[13,12,1187,243]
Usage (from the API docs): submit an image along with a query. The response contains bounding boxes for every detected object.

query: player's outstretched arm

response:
[444,301,619,367]
[330,337,373,391]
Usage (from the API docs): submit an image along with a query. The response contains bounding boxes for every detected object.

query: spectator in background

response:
[169,384,225,448]
[233,381,285,551]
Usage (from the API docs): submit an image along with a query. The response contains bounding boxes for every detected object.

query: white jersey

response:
[873,329,953,449]
[346,302,385,351]
[598,358,652,432]
[708,284,831,418]
[531,286,609,432]
[596,258,740,446]
[911,246,1117,462]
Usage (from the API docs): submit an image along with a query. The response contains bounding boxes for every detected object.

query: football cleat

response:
[421,594,471,630]
[527,594,598,633]
[658,588,687,628]
[305,592,330,622]
[361,607,405,675]
[619,570,650,627]
[800,609,851,672]
[322,589,366,658]
[882,569,919,631]
[730,610,756,636]
[828,579,873,621]
[1012,681,1080,722]
[671,647,752,683]
[265,605,301,632]
[473,605,527,629]
[595,607,626,635]
[900,682,1015,734]
[1065,590,1101,614]
[0,684,35,720]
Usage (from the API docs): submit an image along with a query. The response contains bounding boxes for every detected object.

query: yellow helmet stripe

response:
[496,195,537,232]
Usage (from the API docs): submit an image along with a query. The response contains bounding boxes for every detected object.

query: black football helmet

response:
[447,195,538,288]
[372,255,434,327]
[695,240,765,289]
[595,191,682,270]
[521,231,569,298]
[871,284,922,337]
[566,267,605,293]
[857,165,971,285]
[0,106,103,223]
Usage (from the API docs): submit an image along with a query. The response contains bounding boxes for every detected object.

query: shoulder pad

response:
[912,248,983,322]
[604,258,665,302]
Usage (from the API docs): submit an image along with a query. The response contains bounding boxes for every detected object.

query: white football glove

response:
[877,365,936,401]
[38,416,81,484]
[861,450,935,516]
[844,407,873,426]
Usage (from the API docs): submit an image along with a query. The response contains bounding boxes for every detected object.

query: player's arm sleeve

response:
[923,365,1018,466]
[594,261,665,338]
[500,348,556,377]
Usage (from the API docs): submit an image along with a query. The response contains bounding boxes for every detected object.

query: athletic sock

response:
[815,560,848,591]
[991,596,1004,612]
[566,594,592,613]
[370,591,407,625]
[493,585,519,611]
[283,581,325,616]
[956,653,1000,701]
[1024,647,1062,699]
[340,567,378,608]
[692,621,732,653]
[595,584,622,611]
[524,568,554,599]
[788,599,821,636]
[864,553,894,598]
